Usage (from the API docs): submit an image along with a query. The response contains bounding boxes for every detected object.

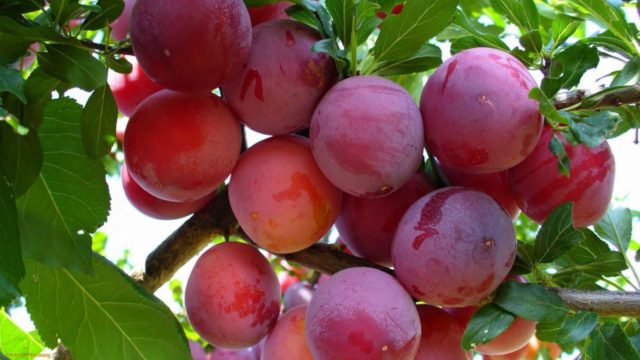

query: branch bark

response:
[553,85,640,110]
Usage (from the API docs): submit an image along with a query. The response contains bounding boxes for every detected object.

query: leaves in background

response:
[16,98,110,274]
[0,311,45,357]
[494,282,569,322]
[81,85,117,159]
[38,44,107,91]
[536,311,598,346]
[551,14,583,50]
[570,0,635,54]
[0,17,60,63]
[569,111,622,147]
[0,165,23,308]
[489,0,539,32]
[461,304,515,350]
[586,323,640,360]
[83,0,125,31]
[611,56,640,87]
[373,44,441,76]
[594,207,632,252]
[22,68,65,129]
[0,122,43,197]
[20,254,191,360]
[0,60,25,103]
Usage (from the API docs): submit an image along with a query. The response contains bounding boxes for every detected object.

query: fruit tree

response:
[1,0,640,359]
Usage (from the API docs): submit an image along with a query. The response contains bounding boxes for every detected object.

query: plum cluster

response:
[108,0,615,358]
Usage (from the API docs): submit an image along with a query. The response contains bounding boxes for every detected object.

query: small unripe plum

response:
[415,305,473,360]
[108,56,164,117]
[247,2,292,26]
[124,90,241,202]
[392,187,516,306]
[130,0,251,92]
[508,126,615,227]
[311,76,424,198]
[229,136,342,254]
[121,165,213,219]
[261,305,313,360]
[185,242,281,348]
[306,267,421,360]
[110,0,136,41]
[223,20,336,135]
[439,163,519,219]
[336,172,435,266]
[421,47,543,173]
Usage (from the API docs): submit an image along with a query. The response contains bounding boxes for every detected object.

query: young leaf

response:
[594,207,632,252]
[38,44,107,91]
[82,0,125,31]
[374,0,458,63]
[537,311,598,346]
[534,203,583,263]
[494,282,569,322]
[0,121,43,197]
[0,165,24,306]
[0,311,45,357]
[373,44,442,76]
[0,60,26,103]
[551,14,583,50]
[461,304,515,351]
[548,133,571,176]
[489,0,539,32]
[20,255,191,360]
[16,98,110,274]
[81,85,117,159]
[586,323,640,360]
[569,111,622,147]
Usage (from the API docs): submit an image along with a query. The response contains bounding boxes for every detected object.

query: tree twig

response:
[553,85,640,110]
[79,39,134,55]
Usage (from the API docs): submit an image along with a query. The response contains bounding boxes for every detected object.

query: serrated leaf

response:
[374,0,458,63]
[20,254,191,360]
[489,0,539,32]
[373,43,441,76]
[551,14,583,49]
[0,122,42,197]
[612,56,640,87]
[494,282,569,322]
[38,44,107,91]
[0,311,45,357]
[586,323,640,360]
[0,165,23,306]
[548,134,571,176]
[81,85,117,158]
[569,111,622,147]
[537,311,597,346]
[16,98,110,273]
[325,0,352,48]
[461,304,514,351]
[83,0,124,30]
[534,203,583,263]
[594,207,632,252]
[0,61,25,103]
[541,43,599,97]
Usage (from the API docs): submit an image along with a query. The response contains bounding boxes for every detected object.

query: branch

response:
[553,85,640,110]
[132,189,640,318]
[79,40,134,55]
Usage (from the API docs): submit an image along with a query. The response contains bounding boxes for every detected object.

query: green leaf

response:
[107,55,133,74]
[386,73,426,104]
[586,323,640,360]
[285,5,318,30]
[537,311,598,346]
[611,56,640,87]
[16,98,110,273]
[22,68,64,129]
[374,0,458,63]
[373,44,442,76]
[354,0,381,45]
[83,0,125,30]
[0,311,45,357]
[519,30,542,54]
[529,87,569,126]
[548,134,571,177]
[20,254,191,360]
[325,0,353,48]
[449,11,510,52]
[0,60,25,103]
[551,14,583,49]
[594,207,632,252]
[583,30,634,58]
[541,43,599,97]
[48,0,84,26]
[534,203,583,263]
[313,39,348,76]
[569,0,634,53]
[91,231,108,255]
[81,85,117,159]
[38,44,107,91]
[0,17,60,63]
[489,0,539,32]
[0,275,20,308]
[461,304,514,351]
[0,122,43,197]
[0,165,23,307]
[569,111,622,147]
[494,282,569,322]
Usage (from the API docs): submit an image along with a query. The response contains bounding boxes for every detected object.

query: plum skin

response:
[261,305,313,360]
[415,305,473,360]
[508,126,615,227]
[185,242,281,348]
[130,0,251,93]
[229,135,343,254]
[107,56,164,117]
[223,20,336,135]
[336,172,435,266]
[420,47,543,174]
[310,75,424,198]
[392,187,516,307]
[247,2,292,26]
[124,90,241,202]
[305,267,421,360]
